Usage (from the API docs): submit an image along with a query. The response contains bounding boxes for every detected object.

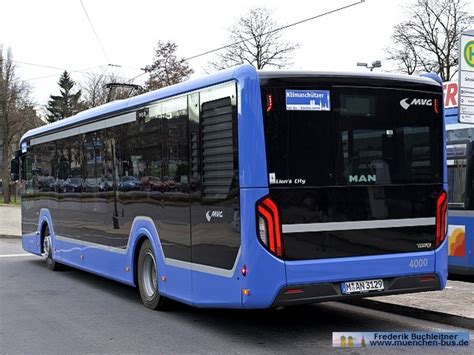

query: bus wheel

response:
[137,240,167,310]
[42,226,59,271]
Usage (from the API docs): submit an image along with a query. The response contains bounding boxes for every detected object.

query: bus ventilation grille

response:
[201,97,235,199]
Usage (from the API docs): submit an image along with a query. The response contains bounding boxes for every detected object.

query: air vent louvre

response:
[201,97,235,199]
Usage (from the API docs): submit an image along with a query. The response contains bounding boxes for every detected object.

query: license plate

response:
[341,279,384,294]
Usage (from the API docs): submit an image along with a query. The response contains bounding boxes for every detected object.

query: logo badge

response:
[348,174,376,183]
[400,98,433,110]
[416,242,432,249]
[206,210,223,222]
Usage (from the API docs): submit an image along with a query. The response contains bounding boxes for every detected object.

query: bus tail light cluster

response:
[256,196,283,257]
[435,190,448,247]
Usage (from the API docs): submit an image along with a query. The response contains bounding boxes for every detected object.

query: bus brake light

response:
[256,196,283,257]
[266,94,273,113]
[435,191,447,247]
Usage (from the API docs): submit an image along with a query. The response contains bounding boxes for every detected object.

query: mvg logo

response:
[349,174,376,183]
[206,210,223,222]
[400,98,433,110]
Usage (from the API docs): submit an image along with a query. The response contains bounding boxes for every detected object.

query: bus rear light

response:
[266,94,273,113]
[419,276,435,282]
[284,288,304,295]
[435,191,448,247]
[256,196,284,257]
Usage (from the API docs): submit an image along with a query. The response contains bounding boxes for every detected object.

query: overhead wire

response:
[18,1,365,88]
[21,64,108,81]
[127,0,365,83]
[183,0,365,62]
[79,0,110,64]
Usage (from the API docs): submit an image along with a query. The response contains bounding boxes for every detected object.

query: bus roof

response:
[20,64,257,145]
[20,65,441,146]
[258,70,442,86]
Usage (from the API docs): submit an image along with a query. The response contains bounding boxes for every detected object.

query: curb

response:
[0,235,21,239]
[347,299,474,330]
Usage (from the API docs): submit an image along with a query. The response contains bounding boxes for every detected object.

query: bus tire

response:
[42,225,60,271]
[137,239,167,310]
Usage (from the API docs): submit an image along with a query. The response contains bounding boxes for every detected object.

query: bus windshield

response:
[262,85,443,187]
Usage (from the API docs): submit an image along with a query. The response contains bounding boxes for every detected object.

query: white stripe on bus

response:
[282,217,436,234]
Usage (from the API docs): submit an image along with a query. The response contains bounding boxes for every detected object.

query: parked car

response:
[38,176,56,192]
[120,176,140,191]
[140,176,164,191]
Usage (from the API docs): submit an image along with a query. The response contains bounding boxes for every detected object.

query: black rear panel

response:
[260,74,444,260]
[272,185,439,259]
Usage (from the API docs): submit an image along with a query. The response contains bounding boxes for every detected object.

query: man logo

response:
[206,210,223,222]
[400,98,433,110]
[348,174,376,183]
[417,242,432,249]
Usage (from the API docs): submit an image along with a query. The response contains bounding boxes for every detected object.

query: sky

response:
[1,0,473,111]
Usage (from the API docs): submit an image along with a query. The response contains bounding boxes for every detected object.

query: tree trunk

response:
[2,142,10,204]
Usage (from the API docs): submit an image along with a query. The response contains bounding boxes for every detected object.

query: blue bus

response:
[445,106,474,276]
[14,65,448,309]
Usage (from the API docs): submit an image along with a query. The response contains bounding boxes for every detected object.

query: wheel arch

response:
[37,208,55,253]
[127,217,165,288]
[132,235,150,287]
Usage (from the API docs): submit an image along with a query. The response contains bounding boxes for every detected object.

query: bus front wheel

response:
[42,226,60,271]
[137,240,167,310]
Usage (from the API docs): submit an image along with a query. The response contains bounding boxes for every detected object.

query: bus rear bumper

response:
[271,273,440,307]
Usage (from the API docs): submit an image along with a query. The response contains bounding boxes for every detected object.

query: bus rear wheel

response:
[137,240,167,310]
[42,226,60,271]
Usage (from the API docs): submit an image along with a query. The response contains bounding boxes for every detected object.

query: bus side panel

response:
[22,233,41,255]
[191,270,242,308]
[234,65,267,188]
[21,200,42,255]
[435,233,449,287]
[233,69,288,308]
[448,215,474,275]
[22,208,58,256]
[56,238,83,269]
[82,245,112,280]
[239,188,287,309]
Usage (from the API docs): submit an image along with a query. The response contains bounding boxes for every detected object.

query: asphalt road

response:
[1,239,472,354]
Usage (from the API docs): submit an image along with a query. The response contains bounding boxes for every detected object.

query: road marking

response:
[0,253,35,258]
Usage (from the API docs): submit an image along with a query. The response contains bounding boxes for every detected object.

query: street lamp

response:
[357,60,382,71]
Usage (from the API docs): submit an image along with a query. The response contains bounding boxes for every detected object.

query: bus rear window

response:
[262,85,443,187]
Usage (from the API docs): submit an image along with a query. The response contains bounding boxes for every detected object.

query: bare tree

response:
[0,46,43,203]
[208,7,298,71]
[81,72,141,108]
[144,41,193,91]
[387,0,471,80]
[387,35,419,75]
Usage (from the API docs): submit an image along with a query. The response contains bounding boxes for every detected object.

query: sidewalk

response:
[349,280,474,329]
[0,204,21,238]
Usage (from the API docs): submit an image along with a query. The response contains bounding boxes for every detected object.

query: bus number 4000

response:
[409,258,428,268]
